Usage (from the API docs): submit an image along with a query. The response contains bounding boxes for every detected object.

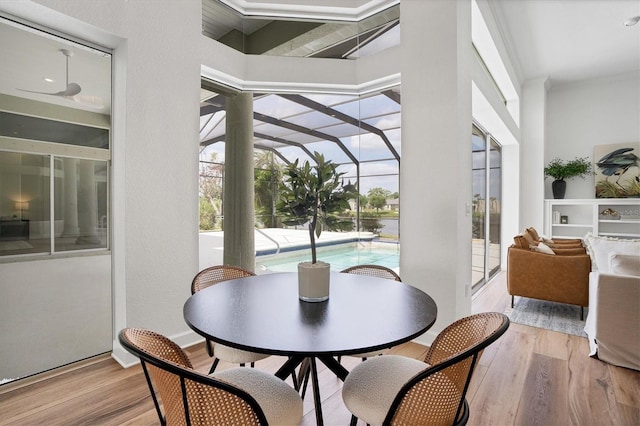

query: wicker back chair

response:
[341,264,402,282]
[342,312,509,426]
[119,328,303,426]
[191,265,269,373]
[191,264,256,294]
[341,264,402,360]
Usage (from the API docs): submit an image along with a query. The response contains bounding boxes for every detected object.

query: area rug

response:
[505,298,588,337]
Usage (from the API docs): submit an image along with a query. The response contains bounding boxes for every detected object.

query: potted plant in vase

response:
[544,156,593,199]
[276,152,358,302]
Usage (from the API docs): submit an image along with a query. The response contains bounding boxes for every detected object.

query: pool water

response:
[256,243,400,273]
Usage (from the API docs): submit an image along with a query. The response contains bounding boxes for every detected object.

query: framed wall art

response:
[593,142,640,198]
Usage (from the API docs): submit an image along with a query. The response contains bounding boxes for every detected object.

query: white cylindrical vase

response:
[298,261,330,302]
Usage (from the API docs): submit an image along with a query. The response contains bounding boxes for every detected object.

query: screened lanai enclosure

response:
[198,87,402,271]
[198,2,403,272]
[198,1,502,283]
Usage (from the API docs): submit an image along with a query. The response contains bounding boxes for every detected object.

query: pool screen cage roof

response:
[199,88,402,180]
[200,1,402,180]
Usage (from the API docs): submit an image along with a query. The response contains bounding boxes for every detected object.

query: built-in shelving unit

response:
[544,198,640,239]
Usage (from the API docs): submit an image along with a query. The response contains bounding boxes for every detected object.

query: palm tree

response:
[254,151,282,228]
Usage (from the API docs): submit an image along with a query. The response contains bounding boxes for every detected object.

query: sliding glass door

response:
[471,124,501,292]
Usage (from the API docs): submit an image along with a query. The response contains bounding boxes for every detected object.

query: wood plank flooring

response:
[1,272,638,425]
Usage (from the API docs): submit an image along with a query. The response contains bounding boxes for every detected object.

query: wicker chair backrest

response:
[341,264,402,281]
[191,265,255,294]
[384,312,509,426]
[119,328,267,426]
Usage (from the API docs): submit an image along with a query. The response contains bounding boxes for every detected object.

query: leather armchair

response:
[507,245,591,318]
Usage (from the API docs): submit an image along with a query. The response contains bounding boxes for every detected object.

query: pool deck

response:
[199,228,377,269]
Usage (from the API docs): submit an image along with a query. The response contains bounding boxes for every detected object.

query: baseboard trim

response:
[413,330,437,347]
[112,329,205,368]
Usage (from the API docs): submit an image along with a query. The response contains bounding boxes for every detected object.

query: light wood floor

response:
[1,272,638,425]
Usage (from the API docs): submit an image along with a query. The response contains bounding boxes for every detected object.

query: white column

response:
[62,158,80,237]
[76,160,100,245]
[223,92,255,271]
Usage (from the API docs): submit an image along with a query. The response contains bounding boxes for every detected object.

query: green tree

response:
[254,151,282,228]
[360,211,383,234]
[199,152,223,230]
[277,152,358,263]
[367,187,391,211]
[359,194,369,209]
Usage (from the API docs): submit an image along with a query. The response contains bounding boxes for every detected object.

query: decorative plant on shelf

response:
[544,156,593,199]
[277,152,358,264]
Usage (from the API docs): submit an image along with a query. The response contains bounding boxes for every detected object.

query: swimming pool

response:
[256,242,400,273]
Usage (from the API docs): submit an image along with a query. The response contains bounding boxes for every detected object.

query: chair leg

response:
[208,358,220,374]
[580,306,584,321]
[301,367,311,399]
[250,362,255,368]
[205,339,214,357]
[290,364,299,391]
[298,360,311,399]
[511,295,514,308]
[350,414,358,426]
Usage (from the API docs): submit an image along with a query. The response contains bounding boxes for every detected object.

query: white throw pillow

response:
[531,242,555,255]
[609,253,640,277]
[584,233,640,273]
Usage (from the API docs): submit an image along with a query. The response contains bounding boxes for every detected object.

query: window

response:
[471,124,501,291]
[0,17,112,257]
[199,88,401,240]
[198,83,401,270]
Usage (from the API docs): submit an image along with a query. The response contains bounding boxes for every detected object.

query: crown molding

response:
[218,0,399,21]
[201,64,400,96]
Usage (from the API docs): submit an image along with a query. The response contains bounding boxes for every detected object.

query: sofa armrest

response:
[586,272,640,370]
[507,246,590,306]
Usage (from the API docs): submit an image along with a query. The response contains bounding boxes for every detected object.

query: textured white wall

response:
[1,0,526,365]
[520,78,549,232]
[400,0,472,341]
[0,255,112,379]
[1,0,203,366]
[546,73,640,199]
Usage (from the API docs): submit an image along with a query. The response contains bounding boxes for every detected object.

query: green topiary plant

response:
[277,152,358,264]
[544,156,593,181]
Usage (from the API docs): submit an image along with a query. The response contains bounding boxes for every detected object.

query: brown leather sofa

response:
[507,228,591,319]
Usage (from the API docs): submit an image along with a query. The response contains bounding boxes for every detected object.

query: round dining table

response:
[183,271,437,425]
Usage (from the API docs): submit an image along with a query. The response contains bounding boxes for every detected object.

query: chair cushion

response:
[342,355,428,425]
[522,230,537,247]
[214,367,303,425]
[214,342,270,364]
[513,235,529,249]
[531,242,555,255]
[527,227,541,241]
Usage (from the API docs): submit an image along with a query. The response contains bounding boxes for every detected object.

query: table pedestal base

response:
[275,355,349,426]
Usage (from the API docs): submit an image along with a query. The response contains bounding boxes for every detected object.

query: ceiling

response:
[1,0,637,116]
[493,0,640,85]
[224,0,640,85]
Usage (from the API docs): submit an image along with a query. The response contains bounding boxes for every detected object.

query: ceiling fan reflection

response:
[19,49,104,109]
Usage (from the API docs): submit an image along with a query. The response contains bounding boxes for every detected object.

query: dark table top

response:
[183,271,437,357]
